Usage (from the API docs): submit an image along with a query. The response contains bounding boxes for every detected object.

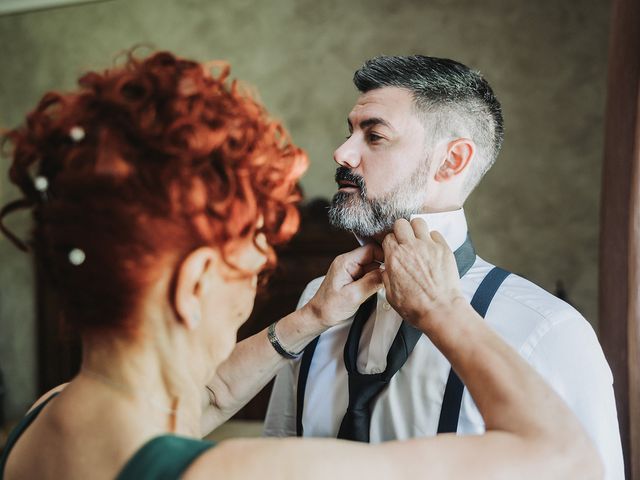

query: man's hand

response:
[304,243,384,327]
[381,218,464,329]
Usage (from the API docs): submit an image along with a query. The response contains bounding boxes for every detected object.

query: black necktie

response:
[336,237,476,442]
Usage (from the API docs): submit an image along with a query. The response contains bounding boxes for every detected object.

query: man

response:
[263,55,623,479]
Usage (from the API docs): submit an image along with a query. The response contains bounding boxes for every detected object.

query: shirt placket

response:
[363,289,402,374]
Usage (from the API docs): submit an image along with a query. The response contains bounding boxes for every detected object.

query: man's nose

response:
[333,139,361,169]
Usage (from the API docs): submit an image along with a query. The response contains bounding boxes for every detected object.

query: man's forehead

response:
[348,87,415,125]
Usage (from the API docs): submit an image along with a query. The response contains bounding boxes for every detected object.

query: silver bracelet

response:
[267,321,302,359]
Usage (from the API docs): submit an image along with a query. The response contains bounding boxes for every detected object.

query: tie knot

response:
[347,375,387,409]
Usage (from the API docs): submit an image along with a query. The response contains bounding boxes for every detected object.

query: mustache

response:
[334,167,365,190]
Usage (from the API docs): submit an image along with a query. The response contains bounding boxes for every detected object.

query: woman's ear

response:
[173,247,217,330]
[435,138,475,181]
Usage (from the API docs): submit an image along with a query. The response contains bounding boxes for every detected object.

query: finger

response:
[381,268,391,294]
[381,232,398,254]
[343,243,384,267]
[411,217,430,240]
[347,258,383,281]
[346,268,384,300]
[393,218,415,244]
[342,244,384,279]
[429,230,448,247]
[361,261,382,275]
[381,233,399,265]
[430,231,457,266]
[369,243,384,263]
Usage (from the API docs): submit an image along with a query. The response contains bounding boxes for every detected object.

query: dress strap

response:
[0,392,60,479]
[116,435,215,480]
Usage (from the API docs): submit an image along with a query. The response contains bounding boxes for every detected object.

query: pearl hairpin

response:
[34,176,49,192]
[68,248,86,266]
[69,126,85,142]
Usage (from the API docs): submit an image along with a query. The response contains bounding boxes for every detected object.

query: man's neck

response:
[417,204,463,214]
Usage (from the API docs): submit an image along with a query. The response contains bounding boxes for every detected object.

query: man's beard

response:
[328,163,430,238]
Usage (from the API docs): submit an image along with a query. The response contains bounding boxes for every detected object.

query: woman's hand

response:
[201,244,383,434]
[304,244,384,327]
[381,218,465,330]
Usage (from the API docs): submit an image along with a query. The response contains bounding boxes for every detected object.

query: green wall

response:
[0,0,611,420]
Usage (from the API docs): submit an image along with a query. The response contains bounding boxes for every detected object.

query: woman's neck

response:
[80,333,203,437]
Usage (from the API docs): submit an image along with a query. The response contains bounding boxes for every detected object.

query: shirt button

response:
[382,302,391,311]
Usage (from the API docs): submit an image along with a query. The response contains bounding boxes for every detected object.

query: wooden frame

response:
[599,0,640,476]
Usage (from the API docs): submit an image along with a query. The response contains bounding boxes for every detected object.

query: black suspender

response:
[296,335,319,437]
[436,267,510,434]
[296,266,510,439]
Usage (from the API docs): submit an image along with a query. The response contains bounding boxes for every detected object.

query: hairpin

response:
[69,126,85,142]
[68,248,86,266]
[34,176,48,192]
[33,175,49,201]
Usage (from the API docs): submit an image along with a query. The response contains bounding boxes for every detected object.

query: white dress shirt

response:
[264,209,624,480]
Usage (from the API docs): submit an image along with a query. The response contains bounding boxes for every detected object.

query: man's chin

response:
[329,188,422,238]
[328,202,384,238]
[328,202,359,231]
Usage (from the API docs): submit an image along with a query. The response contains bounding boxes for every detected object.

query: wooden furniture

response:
[599,0,640,476]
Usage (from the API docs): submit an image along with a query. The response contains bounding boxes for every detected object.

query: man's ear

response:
[173,247,217,330]
[435,138,475,181]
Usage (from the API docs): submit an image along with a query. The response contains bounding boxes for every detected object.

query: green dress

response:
[0,394,215,480]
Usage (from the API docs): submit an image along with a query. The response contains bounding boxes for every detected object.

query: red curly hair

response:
[0,50,308,335]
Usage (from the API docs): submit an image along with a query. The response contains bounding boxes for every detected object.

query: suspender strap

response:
[469,267,511,318]
[296,335,319,436]
[436,267,511,434]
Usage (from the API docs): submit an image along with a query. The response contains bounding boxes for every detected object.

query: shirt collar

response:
[355,208,469,252]
[409,208,468,252]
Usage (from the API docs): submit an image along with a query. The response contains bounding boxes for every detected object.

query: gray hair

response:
[353,55,504,198]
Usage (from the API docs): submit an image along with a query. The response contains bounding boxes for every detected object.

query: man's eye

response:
[368,133,383,142]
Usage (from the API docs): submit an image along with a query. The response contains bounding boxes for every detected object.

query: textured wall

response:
[0,0,610,419]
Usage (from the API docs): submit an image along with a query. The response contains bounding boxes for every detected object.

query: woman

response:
[0,51,601,479]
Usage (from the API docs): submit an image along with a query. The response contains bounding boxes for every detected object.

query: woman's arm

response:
[200,243,383,435]
[189,219,603,480]
[199,304,322,435]
[191,312,602,479]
